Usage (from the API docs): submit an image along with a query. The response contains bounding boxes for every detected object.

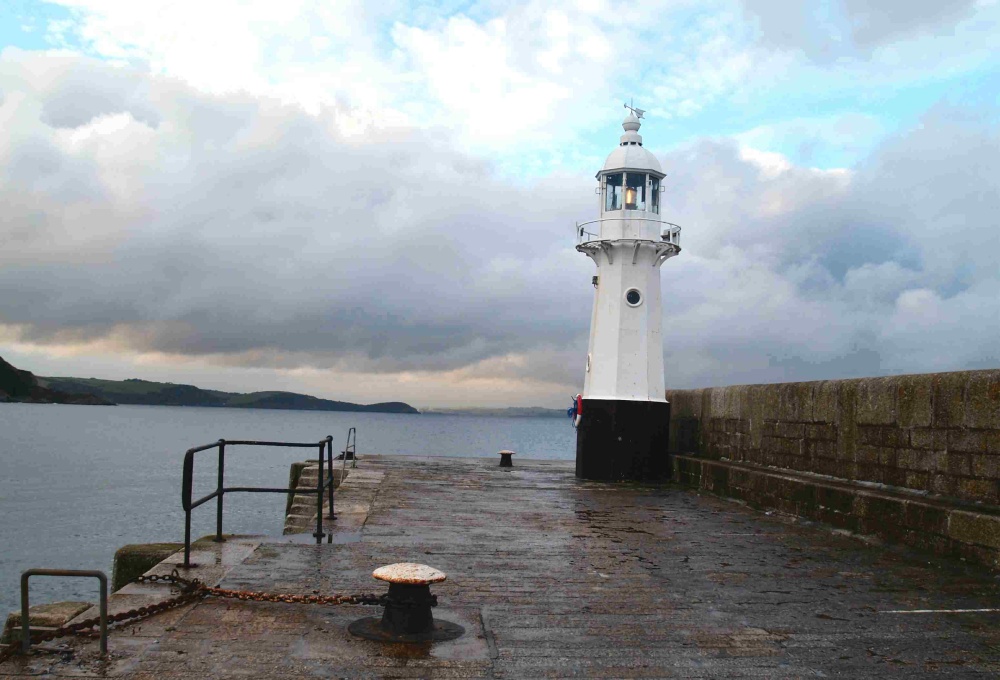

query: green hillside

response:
[0,357,113,405]
[39,375,418,414]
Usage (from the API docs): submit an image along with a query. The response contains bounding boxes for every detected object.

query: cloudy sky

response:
[0,0,998,408]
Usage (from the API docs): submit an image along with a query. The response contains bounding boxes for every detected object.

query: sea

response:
[0,403,575,617]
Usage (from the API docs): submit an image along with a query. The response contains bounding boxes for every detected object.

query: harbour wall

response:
[667,369,1000,567]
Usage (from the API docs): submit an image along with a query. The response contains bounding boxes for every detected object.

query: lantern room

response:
[598,112,664,212]
[593,111,667,242]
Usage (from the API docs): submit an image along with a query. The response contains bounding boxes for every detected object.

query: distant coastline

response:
[420,406,565,419]
[3,355,567,417]
[1,355,418,414]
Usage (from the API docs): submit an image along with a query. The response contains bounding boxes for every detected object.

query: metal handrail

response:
[575,218,682,245]
[21,569,107,656]
[180,437,336,567]
[341,427,357,477]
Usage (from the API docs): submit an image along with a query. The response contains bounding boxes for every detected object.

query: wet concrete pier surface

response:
[4,456,1000,678]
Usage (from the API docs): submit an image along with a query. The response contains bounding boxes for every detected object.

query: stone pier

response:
[2,455,999,678]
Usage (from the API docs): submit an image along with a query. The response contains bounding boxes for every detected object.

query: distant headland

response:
[0,355,418,414]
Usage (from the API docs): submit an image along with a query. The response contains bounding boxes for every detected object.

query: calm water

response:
[0,403,574,616]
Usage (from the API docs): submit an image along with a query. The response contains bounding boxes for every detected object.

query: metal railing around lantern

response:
[180,436,336,567]
[575,218,681,246]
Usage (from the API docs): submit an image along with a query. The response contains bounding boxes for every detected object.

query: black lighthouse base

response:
[576,399,671,481]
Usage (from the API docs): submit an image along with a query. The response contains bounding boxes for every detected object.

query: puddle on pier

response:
[268,530,362,545]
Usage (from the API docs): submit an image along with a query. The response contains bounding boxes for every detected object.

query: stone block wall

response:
[667,370,1000,505]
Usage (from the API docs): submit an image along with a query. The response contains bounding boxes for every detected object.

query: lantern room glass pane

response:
[651,176,660,214]
[605,173,623,211]
[625,173,646,210]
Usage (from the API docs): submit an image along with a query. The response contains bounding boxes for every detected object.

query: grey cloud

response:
[741,0,979,57]
[0,51,595,376]
[1,51,998,401]
[658,109,999,387]
[842,0,978,49]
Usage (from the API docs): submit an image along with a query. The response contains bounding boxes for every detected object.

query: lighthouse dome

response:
[599,112,663,176]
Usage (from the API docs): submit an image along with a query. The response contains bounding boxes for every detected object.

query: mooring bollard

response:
[497,450,515,467]
[348,563,464,642]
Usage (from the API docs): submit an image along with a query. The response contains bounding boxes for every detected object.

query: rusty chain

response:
[1,569,435,663]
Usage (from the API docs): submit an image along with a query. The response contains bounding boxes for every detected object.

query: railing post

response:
[326,436,335,519]
[314,441,325,542]
[183,510,192,566]
[214,439,226,543]
[182,449,194,568]
[20,573,28,654]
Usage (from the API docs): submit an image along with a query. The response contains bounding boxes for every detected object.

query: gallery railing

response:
[180,437,336,567]
[575,218,682,246]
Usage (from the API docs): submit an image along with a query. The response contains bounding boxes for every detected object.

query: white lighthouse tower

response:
[574,105,681,480]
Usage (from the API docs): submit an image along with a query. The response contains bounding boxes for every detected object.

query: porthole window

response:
[625,289,642,306]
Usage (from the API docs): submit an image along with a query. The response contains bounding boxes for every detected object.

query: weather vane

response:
[624,98,645,119]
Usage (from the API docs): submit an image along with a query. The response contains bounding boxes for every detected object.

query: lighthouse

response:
[574,105,681,481]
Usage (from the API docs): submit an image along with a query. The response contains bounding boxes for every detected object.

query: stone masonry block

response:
[670,417,701,454]
[775,422,805,439]
[964,370,1000,430]
[812,458,843,477]
[737,387,752,425]
[949,511,1000,549]
[805,439,835,460]
[970,454,1000,480]
[904,471,931,492]
[866,496,906,525]
[778,382,812,422]
[757,384,780,422]
[856,445,880,465]
[812,380,838,424]
[721,386,742,419]
[881,427,908,448]
[837,380,858,461]
[930,473,955,496]
[910,428,947,451]
[896,448,914,470]
[856,463,884,484]
[947,428,986,453]
[2,602,93,644]
[816,486,854,514]
[857,425,904,448]
[112,543,184,592]
[988,431,1000,455]
[946,452,972,477]
[932,372,967,428]
[897,448,935,472]
[746,384,767,448]
[957,478,998,503]
[855,377,896,425]
[700,389,713,430]
[883,466,907,488]
[879,447,898,468]
[896,375,933,428]
[805,422,837,441]
[904,502,948,533]
[709,387,726,420]
[666,389,704,419]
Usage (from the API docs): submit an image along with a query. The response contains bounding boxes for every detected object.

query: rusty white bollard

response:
[348,563,464,642]
[497,449,515,467]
